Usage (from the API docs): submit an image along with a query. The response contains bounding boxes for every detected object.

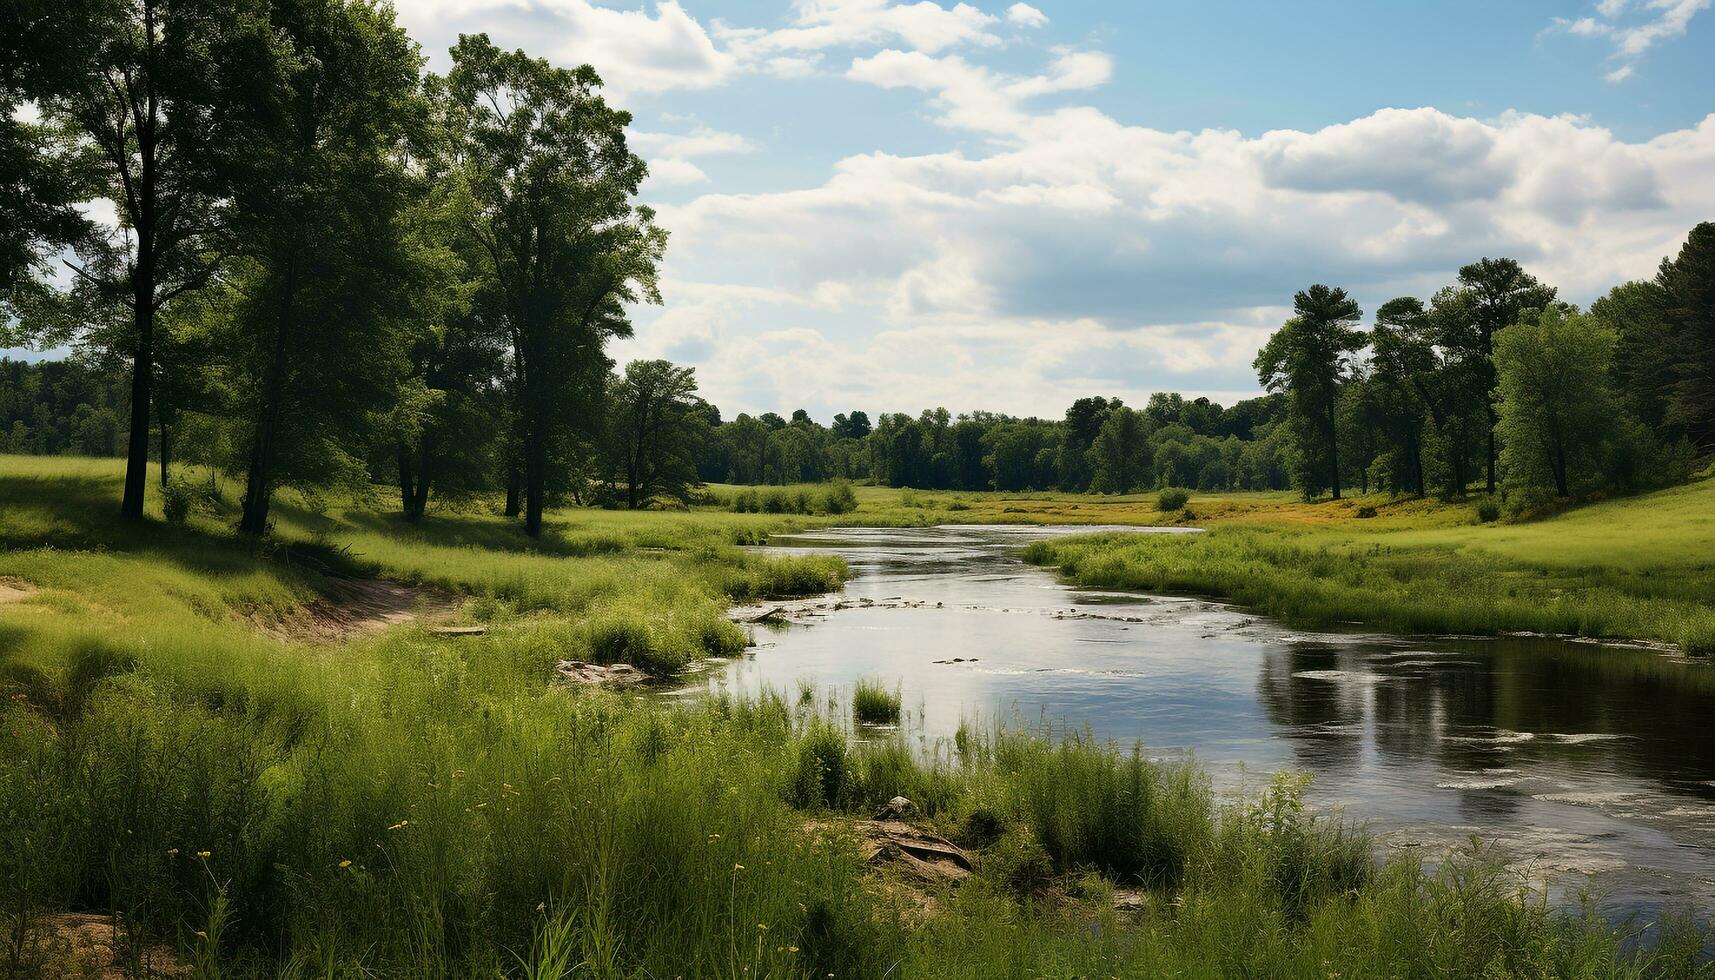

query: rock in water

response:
[554,660,648,688]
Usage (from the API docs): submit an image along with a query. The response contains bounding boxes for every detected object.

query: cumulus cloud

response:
[722,0,1002,57]
[1006,3,1048,28]
[634,124,757,191]
[1550,0,1710,81]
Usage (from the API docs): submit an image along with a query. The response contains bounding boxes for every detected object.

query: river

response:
[705,524,1715,919]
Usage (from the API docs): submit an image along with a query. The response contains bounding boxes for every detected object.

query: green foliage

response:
[1255,285,1367,500]
[1495,307,1625,505]
[1156,487,1190,511]
[160,479,196,525]
[1025,478,1715,653]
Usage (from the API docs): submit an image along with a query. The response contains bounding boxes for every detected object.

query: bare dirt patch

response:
[0,576,36,604]
[256,578,449,644]
[25,912,188,979]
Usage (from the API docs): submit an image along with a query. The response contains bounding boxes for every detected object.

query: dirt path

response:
[259,578,451,644]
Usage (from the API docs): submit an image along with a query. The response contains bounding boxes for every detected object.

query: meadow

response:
[1,455,1711,977]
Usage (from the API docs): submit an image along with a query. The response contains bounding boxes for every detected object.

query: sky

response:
[13,0,1715,422]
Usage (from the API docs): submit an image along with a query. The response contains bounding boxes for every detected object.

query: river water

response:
[707,524,1715,918]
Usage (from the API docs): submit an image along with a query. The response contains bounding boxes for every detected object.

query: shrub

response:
[1157,487,1190,511]
[161,480,197,525]
[821,480,858,515]
[731,488,760,513]
[1355,505,1378,519]
[851,679,901,725]
[761,489,792,514]
[1475,499,1501,523]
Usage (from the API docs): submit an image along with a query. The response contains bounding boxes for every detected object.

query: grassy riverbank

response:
[1021,473,1715,654]
[1,455,1710,976]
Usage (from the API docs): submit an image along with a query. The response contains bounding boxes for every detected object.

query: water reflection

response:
[706,524,1715,916]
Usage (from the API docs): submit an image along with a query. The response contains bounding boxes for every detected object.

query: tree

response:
[436,34,663,536]
[1255,285,1365,499]
[1453,258,1557,493]
[602,359,703,508]
[1367,297,1434,496]
[1651,223,1715,454]
[227,0,421,535]
[1494,307,1621,501]
[831,410,871,440]
[0,0,93,326]
[1058,395,1116,490]
[1088,405,1150,493]
[39,0,266,520]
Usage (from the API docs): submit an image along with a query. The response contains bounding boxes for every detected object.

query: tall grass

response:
[1025,507,1715,654]
[851,678,901,724]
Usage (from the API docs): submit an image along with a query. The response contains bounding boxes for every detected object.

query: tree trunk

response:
[158,411,171,487]
[1327,401,1342,501]
[121,280,154,520]
[1485,416,1497,495]
[397,443,416,517]
[504,464,521,517]
[525,423,544,537]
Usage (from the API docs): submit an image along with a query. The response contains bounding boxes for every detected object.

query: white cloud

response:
[1006,3,1048,28]
[641,82,1715,415]
[1550,0,1710,82]
[727,0,1002,57]
[634,124,757,191]
[392,0,736,93]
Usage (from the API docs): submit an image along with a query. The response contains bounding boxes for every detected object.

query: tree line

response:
[1256,229,1713,511]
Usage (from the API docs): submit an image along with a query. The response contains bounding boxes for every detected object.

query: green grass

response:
[850,678,902,725]
[0,455,1710,976]
[1024,474,1715,654]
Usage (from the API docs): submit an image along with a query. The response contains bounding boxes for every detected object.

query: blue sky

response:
[16,0,1715,421]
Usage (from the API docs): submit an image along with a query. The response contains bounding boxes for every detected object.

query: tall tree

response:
[40,0,264,520]
[1255,285,1366,500]
[0,1,94,326]
[1494,307,1620,500]
[1088,405,1150,494]
[435,35,664,537]
[1453,258,1557,493]
[1652,223,1715,454]
[602,359,702,508]
[1367,297,1435,496]
[227,0,421,535]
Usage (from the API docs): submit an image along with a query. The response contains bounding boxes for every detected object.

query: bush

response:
[161,480,197,525]
[761,489,792,514]
[851,679,901,725]
[1355,505,1377,519]
[730,488,760,513]
[1157,487,1190,511]
[1475,499,1501,523]
[821,480,858,515]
